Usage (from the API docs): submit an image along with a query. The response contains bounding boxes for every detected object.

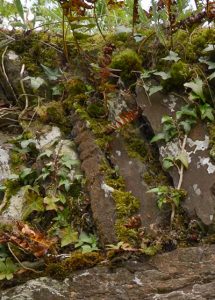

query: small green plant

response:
[148,185,186,224]
[184,78,214,121]
[0,258,17,280]
[75,232,99,253]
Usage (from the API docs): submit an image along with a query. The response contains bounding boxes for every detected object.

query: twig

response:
[94,4,106,41]
[1,46,18,104]
[7,242,42,274]
[171,134,187,225]
[19,64,29,121]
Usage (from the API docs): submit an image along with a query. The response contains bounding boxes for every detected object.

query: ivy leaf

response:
[0,185,6,192]
[149,85,163,96]
[184,78,205,102]
[58,193,66,204]
[140,69,156,79]
[151,133,165,143]
[176,150,189,169]
[60,227,78,247]
[58,178,71,192]
[163,157,174,170]
[208,71,215,81]
[44,196,60,211]
[179,120,196,134]
[176,105,197,120]
[147,187,161,194]
[172,195,180,208]
[52,85,63,96]
[162,51,180,62]
[36,167,51,181]
[20,139,36,149]
[78,232,93,244]
[60,155,79,169]
[199,103,214,121]
[20,168,36,184]
[22,197,44,220]
[23,76,45,90]
[154,71,171,80]
[41,64,62,81]
[161,115,173,124]
[204,61,215,70]
[203,44,215,53]
[38,149,53,159]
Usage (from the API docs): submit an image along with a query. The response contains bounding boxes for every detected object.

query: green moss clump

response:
[113,190,140,218]
[141,244,162,256]
[65,78,87,97]
[38,101,68,128]
[10,151,24,171]
[63,94,88,111]
[115,219,139,244]
[100,161,140,245]
[208,122,215,161]
[87,103,105,118]
[105,177,125,191]
[46,252,103,279]
[113,190,140,244]
[173,28,215,62]
[161,60,191,91]
[110,49,142,85]
[170,61,190,87]
[74,104,112,149]
[124,136,147,162]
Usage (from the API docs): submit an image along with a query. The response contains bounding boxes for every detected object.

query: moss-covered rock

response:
[37,101,67,127]
[46,252,104,279]
[87,103,105,118]
[110,49,142,85]
[208,122,215,161]
[65,77,87,97]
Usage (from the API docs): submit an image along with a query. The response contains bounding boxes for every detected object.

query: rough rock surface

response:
[2,245,215,299]
[136,86,215,226]
[71,113,117,245]
[110,133,165,231]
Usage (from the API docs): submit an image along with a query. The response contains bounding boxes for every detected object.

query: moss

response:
[100,161,140,245]
[124,136,147,162]
[105,177,125,191]
[37,101,68,128]
[10,151,24,172]
[87,103,105,118]
[46,252,104,280]
[63,94,87,111]
[113,190,140,218]
[110,49,142,85]
[112,189,140,244]
[141,244,162,256]
[115,219,139,244]
[69,180,82,198]
[65,77,87,97]
[122,127,169,187]
[10,32,61,76]
[74,104,112,150]
[208,122,215,161]
[170,61,190,87]
[173,28,215,62]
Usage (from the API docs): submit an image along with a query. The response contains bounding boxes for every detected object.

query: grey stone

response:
[136,85,215,226]
[2,245,215,299]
